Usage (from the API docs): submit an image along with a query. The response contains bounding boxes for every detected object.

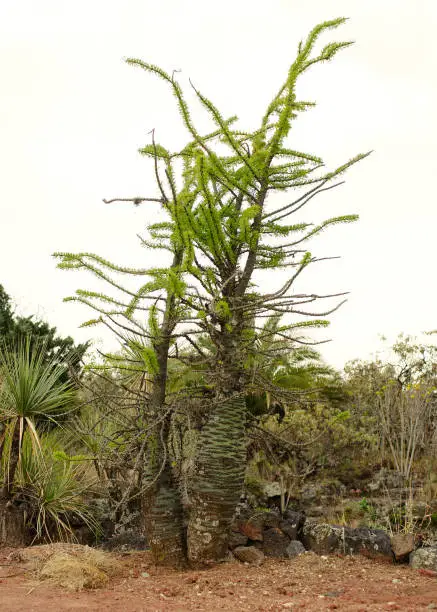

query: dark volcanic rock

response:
[262,510,281,529]
[0,502,28,547]
[302,522,392,559]
[101,531,148,552]
[259,527,290,558]
[284,509,306,527]
[280,511,305,540]
[228,530,249,550]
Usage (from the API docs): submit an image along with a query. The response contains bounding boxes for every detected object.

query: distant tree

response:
[0,284,88,385]
[344,334,437,476]
[0,285,14,337]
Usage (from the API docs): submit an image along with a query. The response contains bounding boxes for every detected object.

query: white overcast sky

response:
[1,0,436,368]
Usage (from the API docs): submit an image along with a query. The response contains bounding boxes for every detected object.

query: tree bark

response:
[1,422,20,500]
[139,244,188,566]
[187,395,246,563]
[0,500,27,547]
[0,422,27,547]
[142,425,186,566]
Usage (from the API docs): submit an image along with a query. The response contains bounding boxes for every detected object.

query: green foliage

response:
[0,284,14,335]
[0,283,88,386]
[16,432,98,542]
[0,338,77,422]
[359,497,370,512]
[0,340,98,543]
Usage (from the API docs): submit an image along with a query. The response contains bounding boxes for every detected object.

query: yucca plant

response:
[0,338,77,499]
[16,432,98,542]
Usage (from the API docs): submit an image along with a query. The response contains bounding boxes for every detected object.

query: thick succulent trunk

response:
[0,422,28,547]
[0,500,27,547]
[187,394,246,563]
[142,428,186,566]
[141,305,188,567]
[1,422,20,500]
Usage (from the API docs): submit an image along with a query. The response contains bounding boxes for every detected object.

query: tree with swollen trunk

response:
[56,17,369,566]
[123,17,370,563]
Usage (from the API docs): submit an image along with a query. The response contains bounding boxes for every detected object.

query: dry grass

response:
[9,543,118,591]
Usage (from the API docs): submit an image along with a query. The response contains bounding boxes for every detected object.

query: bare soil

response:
[1,547,437,611]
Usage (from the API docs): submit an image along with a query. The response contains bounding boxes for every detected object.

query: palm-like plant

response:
[0,338,77,499]
[16,431,98,542]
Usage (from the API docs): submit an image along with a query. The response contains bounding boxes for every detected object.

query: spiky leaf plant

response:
[16,432,98,542]
[0,338,77,500]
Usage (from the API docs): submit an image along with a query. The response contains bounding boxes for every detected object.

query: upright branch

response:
[54,148,199,566]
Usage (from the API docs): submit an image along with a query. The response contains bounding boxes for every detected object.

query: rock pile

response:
[229,506,437,568]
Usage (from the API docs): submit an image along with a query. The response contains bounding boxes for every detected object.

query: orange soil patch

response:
[1,547,437,611]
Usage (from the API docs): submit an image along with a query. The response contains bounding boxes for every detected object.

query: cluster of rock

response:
[230,509,306,566]
[260,470,436,525]
[229,507,437,571]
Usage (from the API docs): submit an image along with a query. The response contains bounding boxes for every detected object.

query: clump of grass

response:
[30,543,117,591]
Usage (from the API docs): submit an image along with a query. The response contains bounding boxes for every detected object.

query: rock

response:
[419,569,437,577]
[263,510,281,529]
[233,546,264,565]
[263,482,283,498]
[284,509,306,525]
[410,547,437,571]
[239,520,263,542]
[280,511,305,539]
[280,520,299,540]
[368,469,405,493]
[342,527,392,559]
[391,533,415,561]
[228,530,248,550]
[306,506,325,518]
[300,484,321,504]
[301,522,339,554]
[300,481,346,506]
[286,540,305,558]
[302,522,392,559]
[260,527,290,557]
[101,532,148,551]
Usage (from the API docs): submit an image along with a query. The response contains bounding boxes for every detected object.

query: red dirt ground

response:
[1,547,437,611]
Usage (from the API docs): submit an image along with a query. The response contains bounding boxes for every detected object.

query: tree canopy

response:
[0,284,89,385]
